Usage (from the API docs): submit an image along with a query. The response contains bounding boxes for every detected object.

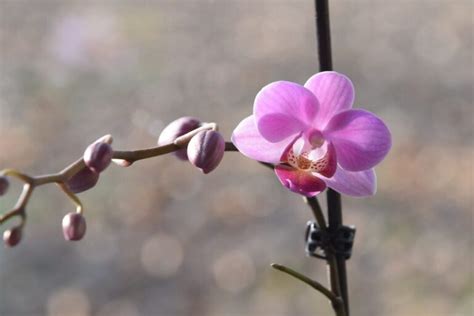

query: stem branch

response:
[271,263,343,310]
[1,125,272,228]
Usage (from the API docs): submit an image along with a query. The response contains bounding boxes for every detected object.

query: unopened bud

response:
[62,212,86,241]
[158,117,201,160]
[187,130,225,174]
[3,227,22,247]
[84,142,113,173]
[66,167,99,193]
[0,176,9,196]
[95,134,113,145]
[112,158,133,167]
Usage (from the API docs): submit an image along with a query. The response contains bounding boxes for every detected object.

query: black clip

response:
[305,221,356,260]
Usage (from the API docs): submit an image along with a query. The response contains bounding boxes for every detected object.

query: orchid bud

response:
[0,176,9,196]
[112,158,133,168]
[62,212,86,241]
[187,130,225,174]
[95,134,113,145]
[3,227,22,247]
[158,117,201,160]
[84,142,113,173]
[66,167,99,193]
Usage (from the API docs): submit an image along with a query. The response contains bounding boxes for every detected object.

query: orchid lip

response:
[282,135,337,178]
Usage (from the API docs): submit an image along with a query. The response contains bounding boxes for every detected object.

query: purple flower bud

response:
[158,117,201,160]
[0,176,9,196]
[112,158,133,168]
[66,167,99,193]
[62,212,86,241]
[187,130,225,174]
[84,141,113,173]
[95,134,113,145]
[3,227,22,247]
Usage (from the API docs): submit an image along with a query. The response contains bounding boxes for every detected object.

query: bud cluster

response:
[0,136,114,247]
[2,117,228,248]
[158,117,225,174]
[66,135,114,194]
[158,117,202,160]
[59,136,115,243]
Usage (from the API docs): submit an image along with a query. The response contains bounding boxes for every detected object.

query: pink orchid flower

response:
[232,71,391,197]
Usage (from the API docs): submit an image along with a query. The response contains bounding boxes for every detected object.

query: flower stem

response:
[315,0,332,71]
[304,196,327,231]
[315,0,350,315]
[57,183,83,214]
[326,189,349,315]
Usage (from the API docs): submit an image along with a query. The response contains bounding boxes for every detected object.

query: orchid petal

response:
[321,166,376,197]
[324,109,391,171]
[304,71,354,128]
[254,81,319,139]
[232,115,294,164]
[257,113,304,142]
[274,165,326,197]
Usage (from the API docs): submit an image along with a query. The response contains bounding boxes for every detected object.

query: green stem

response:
[271,263,343,309]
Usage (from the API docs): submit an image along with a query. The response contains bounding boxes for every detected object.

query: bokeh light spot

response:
[140,233,184,278]
[212,250,256,294]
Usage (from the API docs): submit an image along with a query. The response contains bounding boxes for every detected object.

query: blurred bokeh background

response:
[0,1,472,315]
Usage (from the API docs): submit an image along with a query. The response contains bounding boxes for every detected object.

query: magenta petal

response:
[321,166,376,197]
[274,165,326,197]
[304,71,354,128]
[254,81,319,130]
[232,115,295,164]
[257,113,303,142]
[324,109,391,171]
